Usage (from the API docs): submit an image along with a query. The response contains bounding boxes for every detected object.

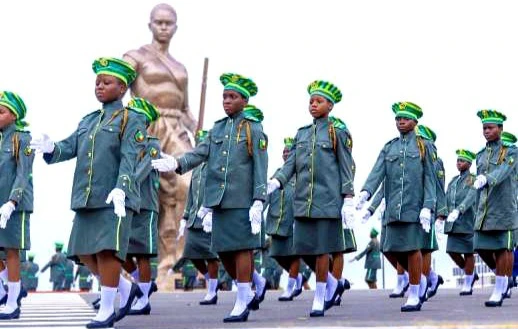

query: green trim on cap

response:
[92,57,137,86]
[501,131,517,147]
[307,80,342,104]
[416,125,436,142]
[0,91,28,129]
[477,109,506,125]
[456,149,476,163]
[220,73,258,98]
[392,102,423,121]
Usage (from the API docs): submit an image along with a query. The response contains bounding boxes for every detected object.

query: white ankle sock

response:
[281,278,296,297]
[463,274,474,291]
[404,284,420,306]
[134,282,151,308]
[118,274,132,308]
[296,273,303,290]
[252,270,265,297]
[312,282,326,311]
[325,272,338,301]
[1,281,20,313]
[393,273,406,293]
[93,286,116,321]
[489,275,505,302]
[131,269,139,281]
[428,270,438,290]
[204,279,218,300]
[419,274,428,298]
[230,282,250,316]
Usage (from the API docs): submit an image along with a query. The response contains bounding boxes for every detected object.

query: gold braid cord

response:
[12,133,20,163]
[328,124,337,154]
[416,136,426,161]
[497,146,508,165]
[237,120,253,156]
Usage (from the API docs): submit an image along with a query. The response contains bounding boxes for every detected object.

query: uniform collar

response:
[459,170,470,178]
[102,100,124,112]
[313,116,329,125]
[0,122,17,135]
[400,129,417,140]
[486,139,502,148]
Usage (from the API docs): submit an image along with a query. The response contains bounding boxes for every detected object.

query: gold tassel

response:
[236,120,253,156]
[120,109,129,140]
[12,133,20,163]
[497,146,508,165]
[328,124,337,154]
[416,136,425,161]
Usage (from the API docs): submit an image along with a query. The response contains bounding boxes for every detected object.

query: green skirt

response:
[127,210,158,256]
[383,222,423,252]
[343,229,357,254]
[365,268,378,283]
[211,208,261,253]
[421,222,438,252]
[183,227,218,260]
[0,211,30,250]
[68,208,133,262]
[446,233,474,254]
[474,230,514,251]
[293,217,345,255]
[270,234,295,257]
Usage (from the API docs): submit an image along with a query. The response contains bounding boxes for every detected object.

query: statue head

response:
[149,3,178,44]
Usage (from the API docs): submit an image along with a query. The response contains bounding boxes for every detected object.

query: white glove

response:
[151,152,178,172]
[0,201,16,229]
[105,188,126,217]
[447,209,460,223]
[202,211,213,233]
[267,179,281,195]
[197,206,211,219]
[419,208,431,233]
[341,198,355,229]
[473,175,487,189]
[435,219,444,235]
[355,191,370,210]
[30,133,55,153]
[249,200,263,235]
[360,208,373,224]
[177,219,187,240]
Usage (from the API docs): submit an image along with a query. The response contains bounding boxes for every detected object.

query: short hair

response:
[150,3,177,21]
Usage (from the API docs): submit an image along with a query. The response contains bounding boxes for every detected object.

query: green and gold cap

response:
[243,104,264,122]
[456,149,476,163]
[284,137,295,149]
[501,131,517,147]
[54,241,64,249]
[476,109,506,125]
[127,97,160,123]
[195,129,209,144]
[0,91,28,129]
[416,124,436,142]
[307,80,342,104]
[28,252,35,259]
[392,102,423,121]
[92,57,137,86]
[370,228,379,237]
[220,73,258,99]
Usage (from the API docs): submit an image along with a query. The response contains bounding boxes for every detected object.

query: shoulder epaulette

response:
[298,123,312,130]
[385,137,399,146]
[243,108,264,123]
[82,110,101,120]
[214,117,227,123]
[477,147,486,155]
[329,116,347,130]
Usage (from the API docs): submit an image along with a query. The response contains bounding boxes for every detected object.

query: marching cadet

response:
[268,80,355,317]
[349,228,381,289]
[0,91,33,319]
[266,137,305,302]
[443,149,478,295]
[21,252,39,292]
[471,110,517,307]
[176,129,221,306]
[63,257,75,291]
[41,242,67,291]
[120,98,161,316]
[31,57,147,328]
[152,73,268,323]
[75,265,93,292]
[357,102,437,312]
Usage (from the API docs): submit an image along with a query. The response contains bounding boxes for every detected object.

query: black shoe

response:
[93,302,100,310]
[291,287,303,298]
[91,297,101,306]
[485,296,504,307]
[334,281,346,305]
[426,275,444,299]
[460,273,479,296]
[115,283,142,322]
[247,294,260,311]
[16,287,27,307]
[199,295,218,305]
[324,281,343,311]
[309,308,325,317]
[401,303,422,312]
[0,294,6,306]
[0,307,20,320]
[223,308,249,323]
[504,277,513,299]
[86,312,116,328]
[342,278,351,290]
[389,282,409,298]
[419,285,429,304]
[128,303,151,315]
[148,281,158,298]
[256,286,267,304]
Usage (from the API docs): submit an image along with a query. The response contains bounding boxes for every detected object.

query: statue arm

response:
[181,75,197,133]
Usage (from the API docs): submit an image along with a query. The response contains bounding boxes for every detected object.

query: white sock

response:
[204,279,218,300]
[281,278,297,297]
[428,270,438,290]
[393,273,406,294]
[131,269,139,281]
[131,282,150,310]
[252,270,266,296]
[118,274,132,308]
[0,268,7,282]
[296,273,303,290]
[404,284,420,306]
[230,282,250,316]
[312,282,326,311]
[1,281,20,313]
[489,275,506,302]
[93,286,116,321]
[325,272,338,301]
[204,272,210,281]
[462,274,474,292]
[419,274,428,298]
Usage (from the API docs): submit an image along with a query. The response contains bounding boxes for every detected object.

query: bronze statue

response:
[124,3,197,290]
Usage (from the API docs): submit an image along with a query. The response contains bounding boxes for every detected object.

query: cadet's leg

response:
[219,252,237,280]
[227,250,252,317]
[421,251,431,276]
[121,257,137,277]
[79,255,99,276]
[448,252,465,269]
[207,260,219,279]
[273,257,291,273]
[383,252,398,270]
[401,250,422,308]
[192,259,208,275]
[301,255,317,272]
[330,252,343,280]
[310,254,328,313]
[200,259,219,302]
[1,249,21,314]
[90,251,121,322]
[478,250,496,270]
[459,253,476,293]
[486,249,508,303]
[289,257,301,279]
[464,254,474,275]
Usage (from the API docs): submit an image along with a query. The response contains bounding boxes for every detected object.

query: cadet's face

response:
[0,105,16,129]
[395,117,416,133]
[482,123,502,142]
[282,147,290,161]
[309,95,332,119]
[222,90,246,116]
[456,159,471,172]
[149,9,177,43]
[95,74,127,103]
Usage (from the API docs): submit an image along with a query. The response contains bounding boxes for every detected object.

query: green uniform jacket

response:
[41,252,67,283]
[43,100,148,212]
[475,141,518,231]
[177,110,268,208]
[20,261,39,290]
[355,239,381,269]
[64,259,74,285]
[362,130,437,224]
[444,171,477,234]
[265,173,295,237]
[274,117,355,219]
[0,124,34,212]
[75,265,93,289]
[135,137,160,212]
[433,157,448,217]
[183,162,207,229]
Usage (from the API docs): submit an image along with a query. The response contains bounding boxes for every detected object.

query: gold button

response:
[109,128,113,131]
[309,183,312,186]
[86,187,90,191]
[400,163,403,167]
[221,167,226,172]
[225,135,229,139]
[223,151,227,155]
[87,170,91,175]
[88,152,92,158]
[220,184,225,188]
[89,135,93,140]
